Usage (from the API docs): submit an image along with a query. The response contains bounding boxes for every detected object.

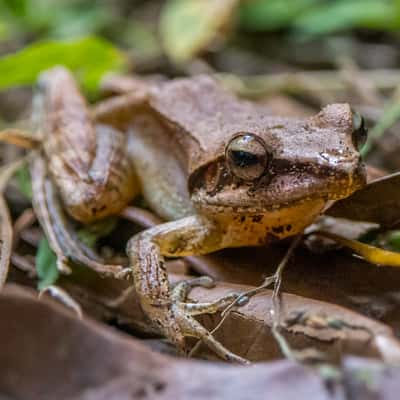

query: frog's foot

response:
[171,276,239,314]
[149,277,249,364]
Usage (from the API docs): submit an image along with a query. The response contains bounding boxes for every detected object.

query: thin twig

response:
[11,253,37,278]
[12,208,36,250]
[189,234,302,359]
[221,234,302,320]
[0,129,41,149]
[120,206,163,229]
[39,285,83,318]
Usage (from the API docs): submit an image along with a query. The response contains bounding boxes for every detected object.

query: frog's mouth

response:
[191,162,366,214]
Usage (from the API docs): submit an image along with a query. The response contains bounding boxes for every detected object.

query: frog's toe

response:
[171,276,216,302]
[181,292,241,316]
[166,279,248,363]
[172,305,249,364]
[172,276,244,316]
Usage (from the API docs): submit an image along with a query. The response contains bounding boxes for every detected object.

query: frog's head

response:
[150,76,366,230]
[188,103,367,218]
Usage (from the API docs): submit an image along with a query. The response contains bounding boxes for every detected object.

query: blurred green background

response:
[1,0,400,93]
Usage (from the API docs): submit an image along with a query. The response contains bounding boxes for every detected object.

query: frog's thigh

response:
[127,122,194,221]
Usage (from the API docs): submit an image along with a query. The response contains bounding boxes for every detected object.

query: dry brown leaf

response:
[186,245,400,333]
[342,357,400,400]
[55,269,400,364]
[327,172,400,228]
[0,284,339,400]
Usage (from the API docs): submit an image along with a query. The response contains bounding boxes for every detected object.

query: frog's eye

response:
[226,133,269,181]
[352,111,368,151]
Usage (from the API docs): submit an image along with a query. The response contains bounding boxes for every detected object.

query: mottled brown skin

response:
[35,67,366,363]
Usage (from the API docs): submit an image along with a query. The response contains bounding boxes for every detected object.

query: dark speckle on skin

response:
[240,216,246,223]
[167,236,188,255]
[286,224,292,232]
[272,225,284,234]
[252,215,263,223]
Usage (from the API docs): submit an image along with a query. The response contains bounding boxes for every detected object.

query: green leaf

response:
[294,0,398,35]
[160,0,239,63]
[0,21,10,41]
[0,36,127,93]
[239,0,321,31]
[36,238,59,290]
[15,165,32,199]
[386,230,400,252]
[0,0,28,17]
[361,89,400,156]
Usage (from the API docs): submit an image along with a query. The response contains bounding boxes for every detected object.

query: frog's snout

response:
[327,159,367,200]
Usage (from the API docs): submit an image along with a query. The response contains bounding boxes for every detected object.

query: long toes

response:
[181,292,246,316]
[172,276,216,302]
[175,309,249,364]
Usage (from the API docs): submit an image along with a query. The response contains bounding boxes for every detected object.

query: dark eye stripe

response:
[230,150,259,167]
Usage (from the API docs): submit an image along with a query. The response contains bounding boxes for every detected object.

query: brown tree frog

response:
[33,67,367,363]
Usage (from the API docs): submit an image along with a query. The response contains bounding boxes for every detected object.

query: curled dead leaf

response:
[327,172,400,228]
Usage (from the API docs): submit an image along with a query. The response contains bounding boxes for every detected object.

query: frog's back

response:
[149,76,280,175]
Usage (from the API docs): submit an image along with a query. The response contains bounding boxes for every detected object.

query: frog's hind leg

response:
[126,215,248,364]
[30,154,124,277]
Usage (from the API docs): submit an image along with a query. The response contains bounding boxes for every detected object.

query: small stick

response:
[12,208,36,250]
[39,285,83,318]
[189,234,302,359]
[0,129,41,149]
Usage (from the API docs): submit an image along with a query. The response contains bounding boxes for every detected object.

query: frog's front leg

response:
[126,214,248,364]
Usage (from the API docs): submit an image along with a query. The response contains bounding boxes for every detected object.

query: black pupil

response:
[230,150,259,168]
